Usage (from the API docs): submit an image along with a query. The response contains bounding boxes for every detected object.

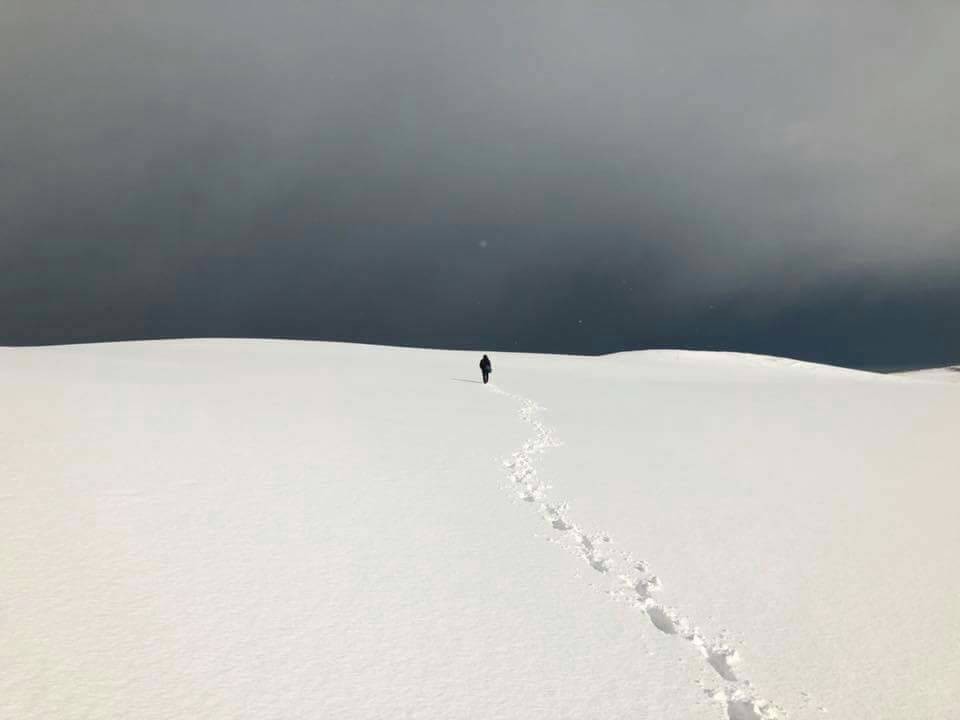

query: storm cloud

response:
[2,1,958,367]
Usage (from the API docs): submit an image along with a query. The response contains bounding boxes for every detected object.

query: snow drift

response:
[2,340,957,719]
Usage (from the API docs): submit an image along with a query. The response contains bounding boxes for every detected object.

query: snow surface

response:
[2,340,958,720]
[896,366,960,384]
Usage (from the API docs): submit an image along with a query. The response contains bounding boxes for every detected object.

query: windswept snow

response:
[2,340,958,720]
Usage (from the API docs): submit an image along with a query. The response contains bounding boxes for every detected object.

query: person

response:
[480,354,492,384]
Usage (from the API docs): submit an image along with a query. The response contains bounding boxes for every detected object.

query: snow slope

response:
[896,366,960,384]
[2,340,957,720]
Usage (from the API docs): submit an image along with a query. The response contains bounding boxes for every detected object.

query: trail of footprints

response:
[491,387,797,720]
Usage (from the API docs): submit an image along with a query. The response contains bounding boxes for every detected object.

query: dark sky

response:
[2,1,958,368]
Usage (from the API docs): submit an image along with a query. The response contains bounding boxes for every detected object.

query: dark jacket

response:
[480,355,492,372]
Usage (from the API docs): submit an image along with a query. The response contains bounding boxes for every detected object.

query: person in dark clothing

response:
[480,354,492,384]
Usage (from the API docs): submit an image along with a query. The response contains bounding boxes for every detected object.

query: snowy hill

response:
[2,340,958,720]
[896,365,960,384]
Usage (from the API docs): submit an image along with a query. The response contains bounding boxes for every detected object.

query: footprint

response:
[705,645,741,682]
[519,487,542,502]
[646,604,680,635]
[542,504,573,531]
[726,698,780,720]
[707,690,781,720]
[634,575,662,599]
[588,556,611,574]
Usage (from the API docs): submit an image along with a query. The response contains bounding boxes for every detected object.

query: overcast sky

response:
[2,1,958,367]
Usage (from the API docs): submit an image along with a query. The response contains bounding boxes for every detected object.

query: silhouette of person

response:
[480,354,492,384]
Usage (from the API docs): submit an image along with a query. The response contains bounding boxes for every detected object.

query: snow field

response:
[2,340,958,719]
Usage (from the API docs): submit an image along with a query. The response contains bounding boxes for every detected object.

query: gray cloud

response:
[1,1,958,366]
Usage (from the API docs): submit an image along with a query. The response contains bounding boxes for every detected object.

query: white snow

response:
[2,340,958,720]
[896,365,960,384]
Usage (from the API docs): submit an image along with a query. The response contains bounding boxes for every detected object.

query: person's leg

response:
[482,370,489,384]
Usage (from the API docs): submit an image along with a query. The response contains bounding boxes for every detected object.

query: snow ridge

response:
[490,385,788,720]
